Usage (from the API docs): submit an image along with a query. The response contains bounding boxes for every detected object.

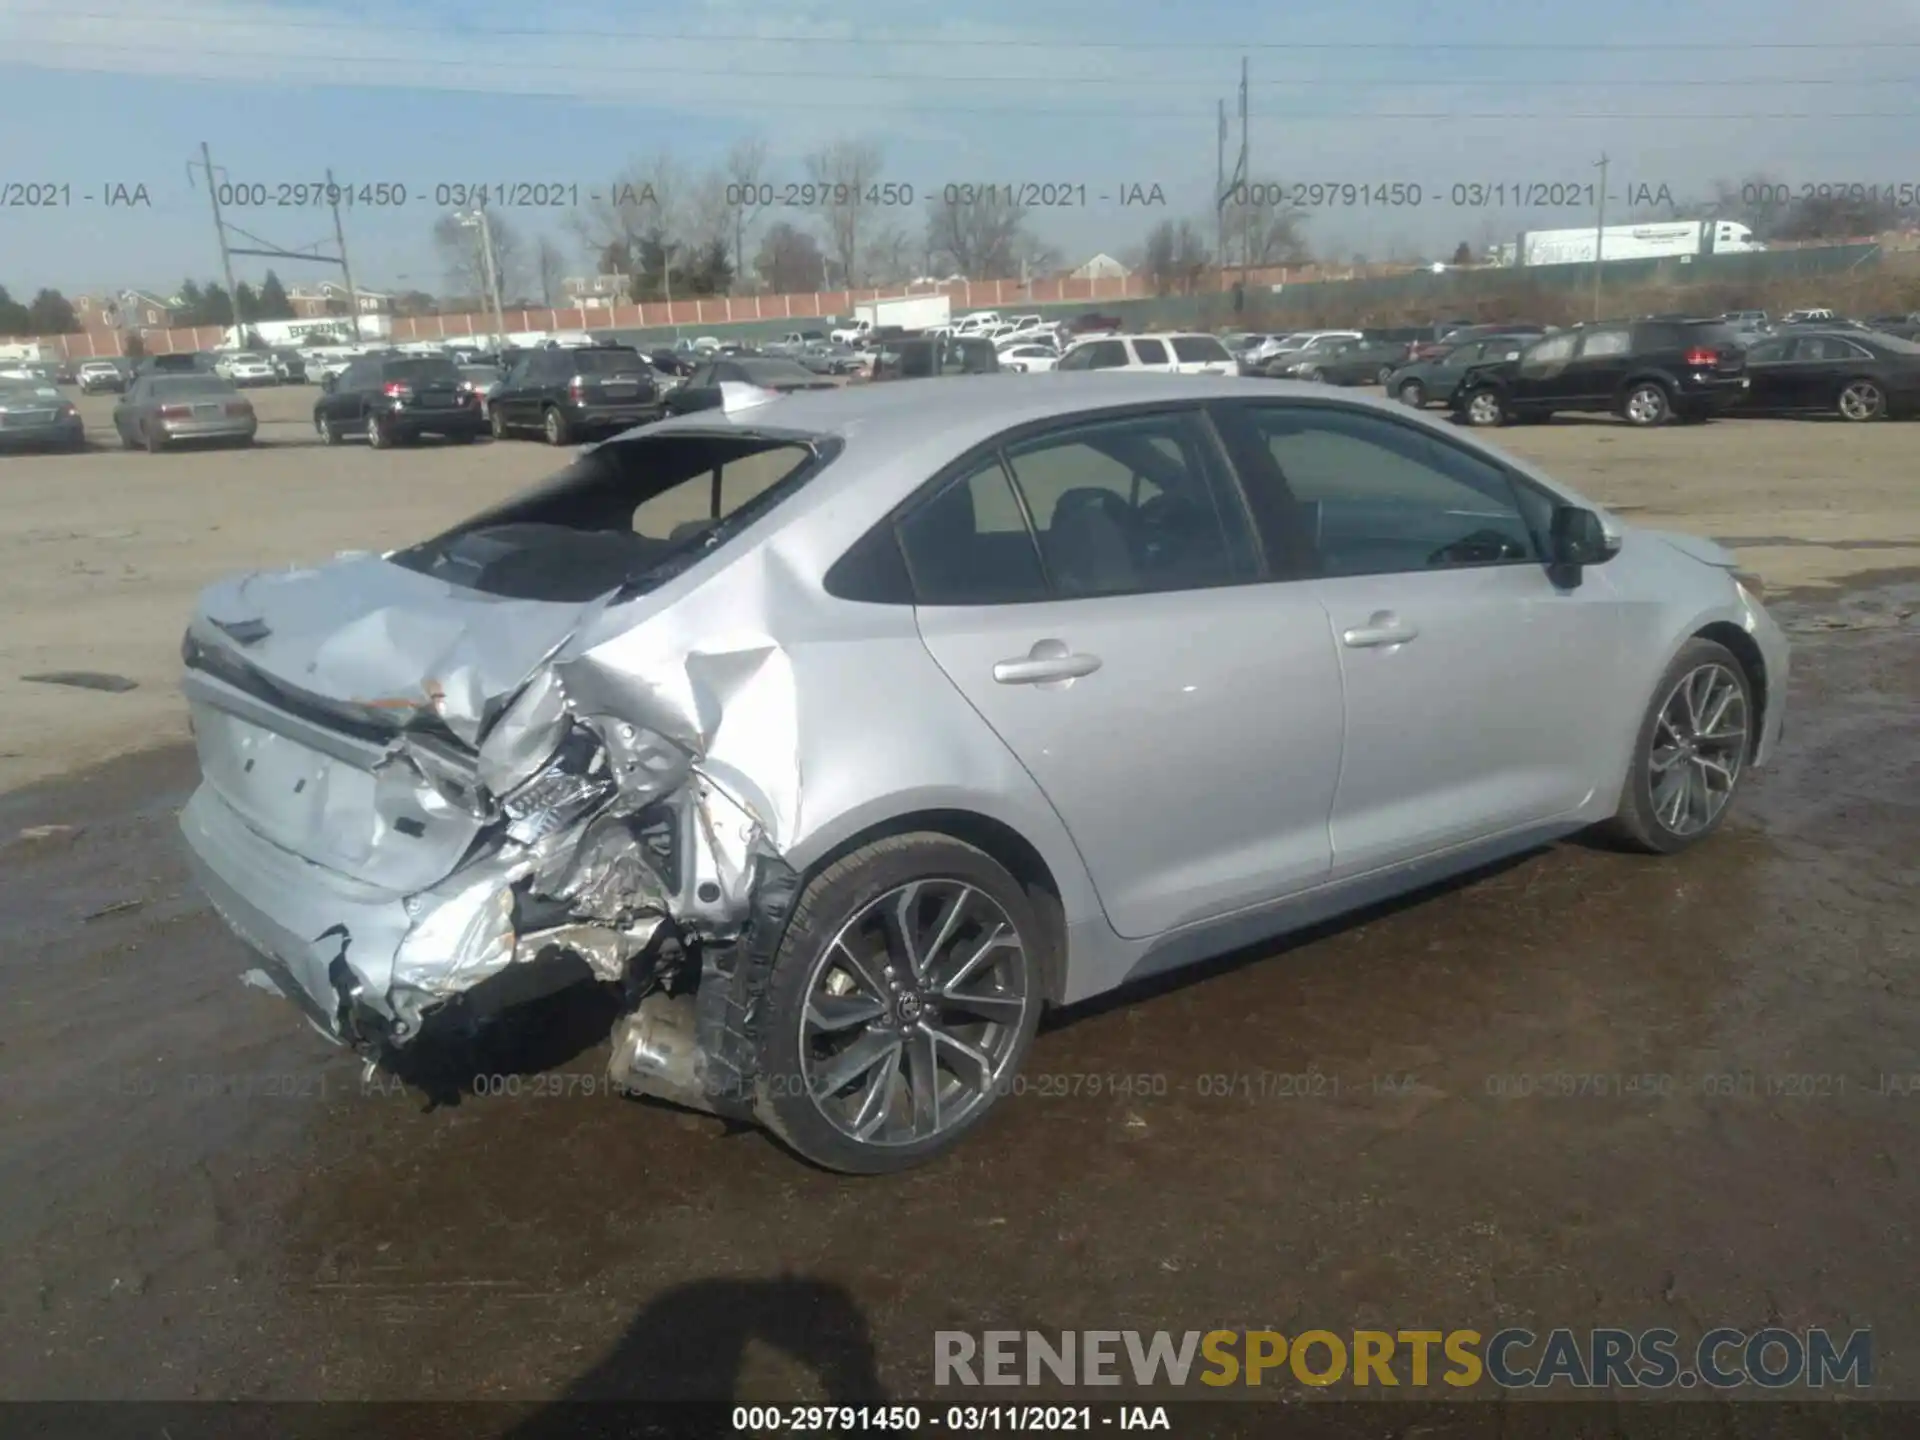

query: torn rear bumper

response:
[181,783,627,1049]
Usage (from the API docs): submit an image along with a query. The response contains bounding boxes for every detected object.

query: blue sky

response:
[1,0,1917,299]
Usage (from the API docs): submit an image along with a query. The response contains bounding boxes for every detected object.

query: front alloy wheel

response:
[1604,639,1752,854]
[1837,379,1885,421]
[1464,388,1506,426]
[754,835,1043,1173]
[1398,379,1427,408]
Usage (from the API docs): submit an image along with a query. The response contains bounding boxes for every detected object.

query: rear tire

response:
[1621,380,1673,427]
[143,422,165,455]
[543,406,571,445]
[1837,378,1885,422]
[1397,379,1427,408]
[752,834,1046,1174]
[366,413,391,449]
[1600,638,1754,855]
[490,407,509,439]
[1376,364,1395,386]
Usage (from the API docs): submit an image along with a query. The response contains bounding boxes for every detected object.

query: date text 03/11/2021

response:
[730,1405,1172,1432]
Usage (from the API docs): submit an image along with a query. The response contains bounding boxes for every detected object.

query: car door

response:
[1741,336,1798,411]
[1506,331,1577,410]
[1214,400,1625,878]
[326,360,370,422]
[1430,340,1487,400]
[901,406,1344,941]
[1563,326,1634,408]
[1788,335,1865,410]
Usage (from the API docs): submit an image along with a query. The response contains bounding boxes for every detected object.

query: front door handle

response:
[1341,613,1419,649]
[994,639,1102,685]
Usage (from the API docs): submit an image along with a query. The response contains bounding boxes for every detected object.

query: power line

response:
[20,12,1920,50]
[19,40,1920,87]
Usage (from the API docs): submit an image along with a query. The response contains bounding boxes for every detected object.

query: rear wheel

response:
[542,406,571,445]
[1375,364,1396,386]
[366,413,391,449]
[143,422,165,454]
[1837,378,1885,422]
[753,834,1045,1173]
[1397,379,1427,408]
[1302,366,1325,384]
[317,412,342,445]
[1462,387,1507,426]
[1602,639,1753,855]
[1622,380,1673,427]
[490,406,509,439]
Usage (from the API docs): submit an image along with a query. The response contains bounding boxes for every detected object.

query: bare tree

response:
[805,138,885,287]
[755,221,828,294]
[567,154,687,279]
[863,224,918,287]
[1220,188,1310,268]
[723,138,772,290]
[432,211,525,300]
[535,237,567,308]
[1143,219,1211,296]
[923,189,1030,279]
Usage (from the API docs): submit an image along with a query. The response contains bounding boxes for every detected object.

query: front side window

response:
[1079,341,1130,370]
[1232,405,1545,578]
[1519,334,1576,371]
[1130,339,1170,365]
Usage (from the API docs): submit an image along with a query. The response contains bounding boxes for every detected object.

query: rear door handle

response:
[993,640,1102,685]
[1341,614,1419,649]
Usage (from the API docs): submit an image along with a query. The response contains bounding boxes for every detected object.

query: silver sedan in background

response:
[113,374,258,452]
[177,375,1787,1172]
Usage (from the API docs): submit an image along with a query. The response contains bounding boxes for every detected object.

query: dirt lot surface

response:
[0,380,1916,1414]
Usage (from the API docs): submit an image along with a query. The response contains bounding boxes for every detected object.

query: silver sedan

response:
[113,374,258,452]
[177,374,1788,1171]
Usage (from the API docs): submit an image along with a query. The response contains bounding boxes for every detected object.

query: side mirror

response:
[1547,505,1615,583]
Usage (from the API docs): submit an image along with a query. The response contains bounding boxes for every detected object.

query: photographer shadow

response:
[500,1274,887,1438]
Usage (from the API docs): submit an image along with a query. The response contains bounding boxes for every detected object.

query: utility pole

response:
[326,169,361,341]
[1592,152,1610,321]
[1216,97,1227,284]
[197,142,245,344]
[478,209,507,347]
[1238,57,1251,297]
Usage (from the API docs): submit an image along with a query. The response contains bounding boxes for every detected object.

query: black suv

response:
[1451,320,1750,428]
[871,335,1000,380]
[488,345,663,444]
[313,354,486,447]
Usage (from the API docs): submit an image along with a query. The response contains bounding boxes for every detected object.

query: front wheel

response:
[1837,378,1885,422]
[1601,639,1754,855]
[753,834,1046,1174]
[1622,381,1672,427]
[1397,379,1427,408]
[1462,388,1507,427]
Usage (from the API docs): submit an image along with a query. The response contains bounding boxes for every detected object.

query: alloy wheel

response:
[1398,380,1426,407]
[1467,390,1503,425]
[1625,384,1670,426]
[1648,663,1749,837]
[1838,380,1884,421]
[800,878,1032,1148]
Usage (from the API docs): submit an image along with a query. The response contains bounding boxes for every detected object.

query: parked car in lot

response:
[77,359,128,394]
[488,344,663,445]
[1246,330,1363,369]
[270,349,309,383]
[870,336,1000,380]
[1739,329,1920,421]
[0,377,85,450]
[113,374,256,451]
[1054,333,1233,375]
[1000,343,1062,373]
[1387,335,1533,409]
[1274,336,1412,386]
[133,352,221,380]
[1453,320,1750,427]
[176,373,1790,1172]
[662,356,840,414]
[458,364,504,416]
[216,351,279,387]
[313,354,486,447]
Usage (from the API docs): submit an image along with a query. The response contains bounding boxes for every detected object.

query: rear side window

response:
[1576,330,1631,358]
[896,458,1049,605]
[1171,336,1231,362]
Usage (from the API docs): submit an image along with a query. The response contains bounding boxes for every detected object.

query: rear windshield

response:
[152,376,238,397]
[385,358,461,382]
[389,432,828,601]
[1171,336,1231,362]
[1872,332,1920,354]
[568,348,648,374]
[0,380,58,398]
[735,358,822,386]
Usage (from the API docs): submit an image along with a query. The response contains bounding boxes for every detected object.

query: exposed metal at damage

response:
[178,425,828,1117]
